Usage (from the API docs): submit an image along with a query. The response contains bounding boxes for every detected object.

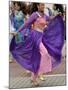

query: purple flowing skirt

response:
[10,15,64,73]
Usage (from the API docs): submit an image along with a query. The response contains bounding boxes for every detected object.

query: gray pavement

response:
[9,43,66,89]
[9,59,66,89]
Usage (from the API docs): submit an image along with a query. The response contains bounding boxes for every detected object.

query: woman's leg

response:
[38,42,52,80]
[31,72,39,86]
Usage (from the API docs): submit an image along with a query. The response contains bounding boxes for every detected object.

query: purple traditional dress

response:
[10,12,64,77]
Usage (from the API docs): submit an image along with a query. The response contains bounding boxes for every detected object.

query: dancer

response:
[10,3,64,86]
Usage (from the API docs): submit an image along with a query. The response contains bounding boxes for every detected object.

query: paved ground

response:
[9,42,66,89]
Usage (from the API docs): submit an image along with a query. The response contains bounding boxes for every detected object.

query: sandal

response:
[31,79,39,86]
[38,74,45,81]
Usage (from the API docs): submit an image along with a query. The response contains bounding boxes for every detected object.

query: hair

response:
[12,1,27,15]
[13,1,22,10]
[21,2,28,15]
[29,3,40,15]
[27,4,32,15]
[53,4,64,16]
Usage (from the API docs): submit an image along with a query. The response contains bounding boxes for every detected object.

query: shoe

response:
[32,80,39,87]
[38,74,45,81]
[31,79,39,86]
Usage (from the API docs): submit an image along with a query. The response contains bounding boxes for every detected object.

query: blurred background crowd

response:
[9,1,66,37]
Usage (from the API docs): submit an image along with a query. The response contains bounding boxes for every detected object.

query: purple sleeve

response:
[18,12,38,32]
[44,14,50,21]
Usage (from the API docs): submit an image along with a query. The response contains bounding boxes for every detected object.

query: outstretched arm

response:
[18,12,38,32]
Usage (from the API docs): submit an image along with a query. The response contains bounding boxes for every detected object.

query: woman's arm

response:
[18,12,38,32]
